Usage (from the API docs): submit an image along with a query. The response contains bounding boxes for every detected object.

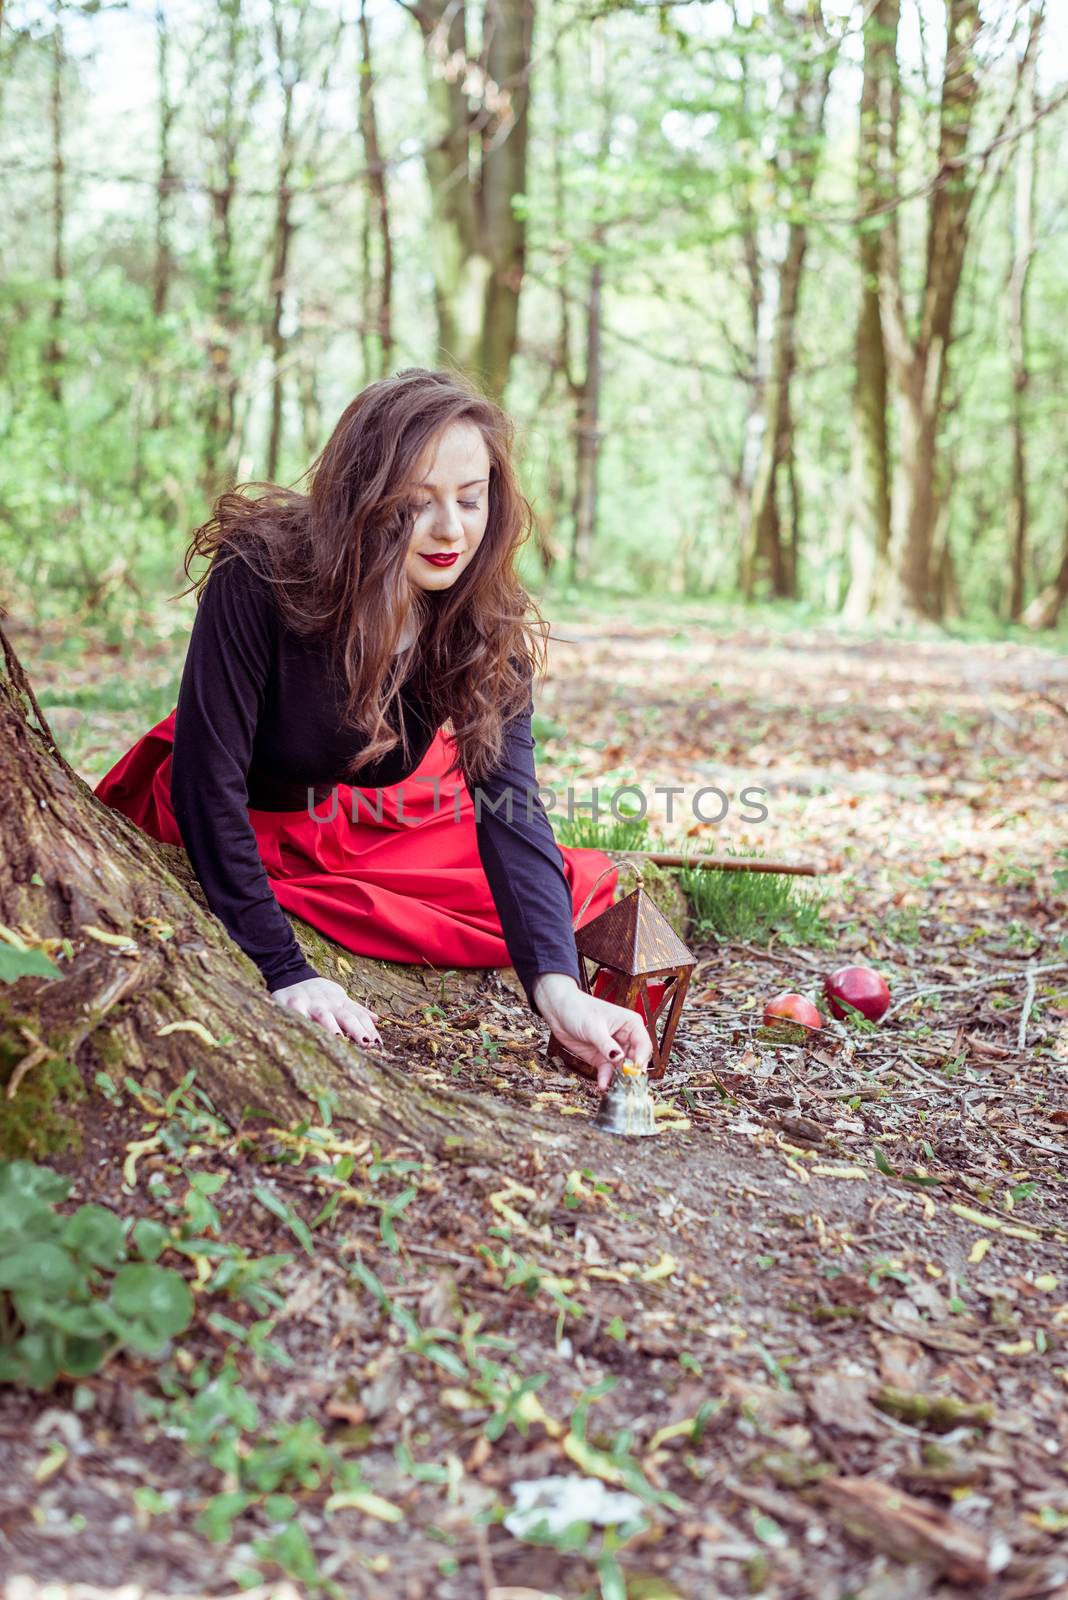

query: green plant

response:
[0,1161,193,1390]
[1053,850,1068,896]
[679,847,830,947]
[552,807,656,854]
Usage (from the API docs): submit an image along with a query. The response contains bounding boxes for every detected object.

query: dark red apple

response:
[825,965,890,1022]
[762,991,823,1032]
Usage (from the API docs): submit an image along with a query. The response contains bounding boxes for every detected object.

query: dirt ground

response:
[2,611,1067,1600]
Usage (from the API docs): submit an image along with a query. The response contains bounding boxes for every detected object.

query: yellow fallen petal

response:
[968,1238,992,1264]
[995,1338,1035,1356]
[563,1433,626,1486]
[1034,1274,1059,1292]
[951,1204,1006,1231]
[514,1390,564,1438]
[33,1444,68,1483]
[812,1165,868,1180]
[641,1252,678,1283]
[156,1019,219,1047]
[324,1488,404,1522]
[123,1135,161,1190]
[648,1417,698,1451]
[81,923,138,950]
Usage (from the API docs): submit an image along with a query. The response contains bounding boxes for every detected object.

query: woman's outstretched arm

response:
[471,688,652,1085]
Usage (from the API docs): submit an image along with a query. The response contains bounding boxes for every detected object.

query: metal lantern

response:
[547,881,696,1082]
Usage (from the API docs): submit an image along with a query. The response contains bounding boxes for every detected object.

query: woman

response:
[95,367,651,1088]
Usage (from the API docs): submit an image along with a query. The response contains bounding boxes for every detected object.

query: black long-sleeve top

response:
[168,552,582,1015]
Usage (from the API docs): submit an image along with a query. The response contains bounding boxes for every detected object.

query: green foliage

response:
[679,848,830,948]
[552,809,656,854]
[0,945,61,983]
[140,1359,400,1594]
[0,1161,193,1390]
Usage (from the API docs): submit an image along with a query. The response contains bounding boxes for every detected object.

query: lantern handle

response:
[572,857,644,931]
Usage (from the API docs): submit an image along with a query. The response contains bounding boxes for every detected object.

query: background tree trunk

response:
[878,0,983,624]
[1007,6,1041,622]
[1022,491,1068,630]
[44,11,66,408]
[411,0,533,399]
[198,0,251,501]
[569,242,602,586]
[265,0,299,483]
[359,0,394,380]
[844,0,894,624]
[740,0,832,602]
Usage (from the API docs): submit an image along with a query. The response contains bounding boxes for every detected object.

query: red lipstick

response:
[421,552,459,566]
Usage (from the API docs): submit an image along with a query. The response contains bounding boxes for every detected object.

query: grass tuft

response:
[679,846,831,948]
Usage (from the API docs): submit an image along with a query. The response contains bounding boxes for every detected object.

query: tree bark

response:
[44,13,66,408]
[844,0,894,625]
[1022,491,1068,630]
[479,0,534,400]
[198,0,247,501]
[265,0,299,482]
[878,0,983,624]
[570,239,603,587]
[358,0,394,380]
[740,0,833,602]
[1007,6,1041,621]
[409,0,534,400]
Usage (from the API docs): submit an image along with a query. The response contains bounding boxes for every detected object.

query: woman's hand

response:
[533,973,652,1091]
[271,976,382,1047]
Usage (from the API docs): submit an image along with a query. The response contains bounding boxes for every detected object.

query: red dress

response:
[94,707,617,996]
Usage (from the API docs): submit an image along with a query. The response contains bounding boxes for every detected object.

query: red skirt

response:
[93,709,617,986]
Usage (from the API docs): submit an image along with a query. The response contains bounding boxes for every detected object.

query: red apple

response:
[825,965,890,1022]
[762,992,823,1032]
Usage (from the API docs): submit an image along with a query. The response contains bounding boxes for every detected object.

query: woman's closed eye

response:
[413,500,481,513]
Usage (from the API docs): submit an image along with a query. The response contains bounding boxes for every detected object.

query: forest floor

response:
[2,598,1068,1600]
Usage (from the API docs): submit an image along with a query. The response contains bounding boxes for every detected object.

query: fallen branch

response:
[615,850,822,877]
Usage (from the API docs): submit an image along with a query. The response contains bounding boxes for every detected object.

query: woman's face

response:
[403,420,492,594]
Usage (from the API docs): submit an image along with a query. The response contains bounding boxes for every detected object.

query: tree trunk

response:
[44,14,66,408]
[879,0,982,623]
[741,221,806,599]
[570,246,602,586]
[1007,6,1041,621]
[199,0,246,501]
[358,0,394,380]
[141,0,176,462]
[411,0,533,400]
[740,0,832,602]
[843,0,894,625]
[266,0,298,483]
[479,0,534,400]
[1022,493,1068,630]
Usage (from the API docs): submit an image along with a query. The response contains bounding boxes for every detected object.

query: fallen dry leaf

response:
[820,1475,1012,1582]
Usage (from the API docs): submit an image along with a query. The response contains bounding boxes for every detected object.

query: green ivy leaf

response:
[0,945,61,983]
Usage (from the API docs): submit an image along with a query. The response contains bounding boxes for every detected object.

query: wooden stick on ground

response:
[614,850,822,877]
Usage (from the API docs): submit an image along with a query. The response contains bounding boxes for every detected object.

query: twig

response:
[614,850,822,877]
[885,960,1068,1017]
[474,1520,497,1596]
[6,1027,50,1100]
[1017,966,1038,1052]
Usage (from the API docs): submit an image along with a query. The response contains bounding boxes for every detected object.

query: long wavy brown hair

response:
[180,367,550,787]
